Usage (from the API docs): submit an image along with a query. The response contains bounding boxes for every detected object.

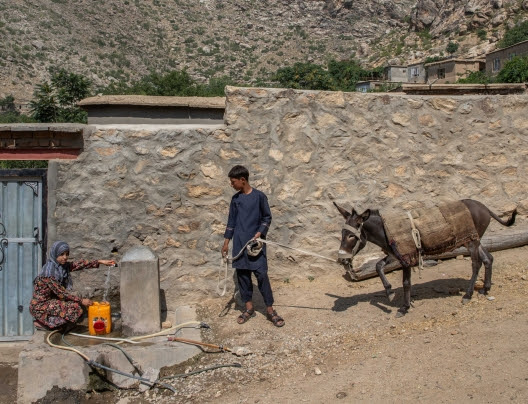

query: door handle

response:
[34,227,42,247]
[0,222,6,272]
[0,238,6,272]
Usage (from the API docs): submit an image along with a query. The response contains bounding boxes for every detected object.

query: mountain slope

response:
[1,0,527,103]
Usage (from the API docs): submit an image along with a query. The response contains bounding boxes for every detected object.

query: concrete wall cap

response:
[78,95,226,109]
[121,246,158,262]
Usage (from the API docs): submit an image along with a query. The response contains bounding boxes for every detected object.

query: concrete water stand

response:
[17,305,201,403]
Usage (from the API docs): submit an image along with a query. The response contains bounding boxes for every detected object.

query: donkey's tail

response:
[490,208,517,227]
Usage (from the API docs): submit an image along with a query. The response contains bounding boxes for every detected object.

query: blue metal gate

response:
[0,170,46,341]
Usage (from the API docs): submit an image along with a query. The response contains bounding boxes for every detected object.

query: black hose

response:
[87,360,177,393]
[103,343,143,375]
[61,332,174,393]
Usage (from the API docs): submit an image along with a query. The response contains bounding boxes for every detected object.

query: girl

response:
[29,241,115,331]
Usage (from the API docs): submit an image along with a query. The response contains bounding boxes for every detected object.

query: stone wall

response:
[51,87,528,310]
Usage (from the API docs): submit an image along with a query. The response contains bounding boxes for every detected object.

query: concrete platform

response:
[17,305,201,403]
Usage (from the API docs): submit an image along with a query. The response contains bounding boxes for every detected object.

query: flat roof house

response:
[355,80,383,92]
[407,62,426,84]
[383,65,408,83]
[486,39,528,76]
[424,59,485,84]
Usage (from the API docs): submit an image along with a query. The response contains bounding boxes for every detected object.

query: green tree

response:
[446,41,459,56]
[101,70,235,97]
[424,55,444,64]
[0,94,37,123]
[327,59,368,92]
[0,94,17,113]
[457,71,494,84]
[498,20,528,49]
[51,69,91,122]
[195,76,235,96]
[496,55,528,83]
[136,70,196,95]
[30,69,90,123]
[30,83,59,122]
[103,70,196,96]
[273,62,335,90]
[0,113,36,124]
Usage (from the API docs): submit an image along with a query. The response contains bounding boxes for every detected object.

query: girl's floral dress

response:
[29,260,99,329]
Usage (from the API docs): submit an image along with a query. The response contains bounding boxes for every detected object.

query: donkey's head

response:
[334,202,370,268]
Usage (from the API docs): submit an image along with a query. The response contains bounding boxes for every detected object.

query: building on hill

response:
[355,81,383,92]
[383,65,408,83]
[424,59,485,84]
[407,62,427,84]
[486,39,528,76]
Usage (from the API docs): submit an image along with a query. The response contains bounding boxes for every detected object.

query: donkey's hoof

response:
[461,296,471,305]
[395,308,407,318]
[478,288,489,295]
[387,291,396,302]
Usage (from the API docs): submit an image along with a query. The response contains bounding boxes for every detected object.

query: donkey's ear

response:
[359,209,371,222]
[333,202,351,220]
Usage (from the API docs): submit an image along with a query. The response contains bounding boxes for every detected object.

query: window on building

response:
[438,68,445,79]
[493,58,501,72]
[411,67,419,77]
[509,52,516,60]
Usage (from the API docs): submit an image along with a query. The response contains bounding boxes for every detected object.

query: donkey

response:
[334,199,517,317]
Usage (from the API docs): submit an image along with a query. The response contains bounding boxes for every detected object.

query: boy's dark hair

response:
[228,165,249,180]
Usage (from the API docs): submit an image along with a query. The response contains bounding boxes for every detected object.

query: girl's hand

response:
[82,298,93,307]
[98,259,116,266]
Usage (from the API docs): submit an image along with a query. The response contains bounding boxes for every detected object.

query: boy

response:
[222,165,285,327]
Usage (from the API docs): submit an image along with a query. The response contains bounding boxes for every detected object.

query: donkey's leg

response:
[462,240,483,304]
[478,245,494,295]
[396,267,412,318]
[376,256,395,302]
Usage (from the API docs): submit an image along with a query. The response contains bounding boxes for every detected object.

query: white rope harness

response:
[338,223,364,259]
[217,237,337,296]
[407,211,424,277]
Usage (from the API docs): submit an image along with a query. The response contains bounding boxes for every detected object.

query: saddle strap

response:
[407,211,424,275]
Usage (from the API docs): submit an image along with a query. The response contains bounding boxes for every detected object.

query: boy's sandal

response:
[237,309,255,324]
[266,310,285,327]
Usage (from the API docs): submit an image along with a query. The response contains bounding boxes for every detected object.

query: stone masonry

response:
[49,87,528,311]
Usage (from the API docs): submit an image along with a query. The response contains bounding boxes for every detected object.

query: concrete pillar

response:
[120,246,161,336]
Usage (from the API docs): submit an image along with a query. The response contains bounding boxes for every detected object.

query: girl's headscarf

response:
[39,241,72,289]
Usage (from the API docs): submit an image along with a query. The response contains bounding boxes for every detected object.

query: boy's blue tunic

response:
[224,188,271,270]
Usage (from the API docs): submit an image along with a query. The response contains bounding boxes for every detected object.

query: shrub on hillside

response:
[446,41,459,55]
[497,20,528,49]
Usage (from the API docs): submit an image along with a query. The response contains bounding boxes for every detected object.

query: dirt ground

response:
[2,246,528,404]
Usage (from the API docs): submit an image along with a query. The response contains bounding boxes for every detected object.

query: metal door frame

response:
[0,169,47,340]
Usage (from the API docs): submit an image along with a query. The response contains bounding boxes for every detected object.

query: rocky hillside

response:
[1,0,527,104]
